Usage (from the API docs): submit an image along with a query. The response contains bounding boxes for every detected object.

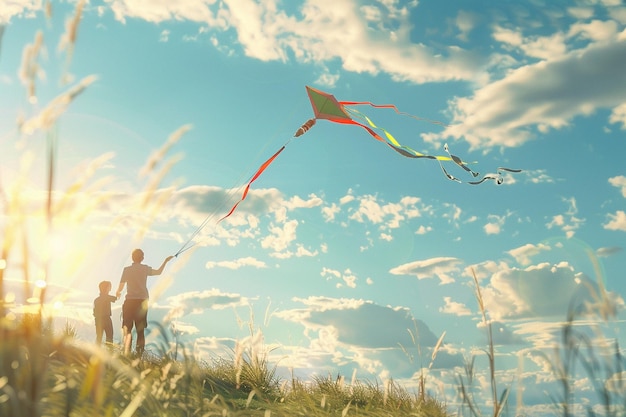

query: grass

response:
[0,317,450,417]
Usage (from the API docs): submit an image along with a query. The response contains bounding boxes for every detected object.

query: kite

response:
[220,86,520,222]
[174,86,520,256]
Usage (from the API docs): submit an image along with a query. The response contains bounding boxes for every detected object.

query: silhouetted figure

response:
[94,280,117,346]
[116,249,173,355]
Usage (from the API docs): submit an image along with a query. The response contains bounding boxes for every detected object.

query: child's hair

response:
[98,280,111,294]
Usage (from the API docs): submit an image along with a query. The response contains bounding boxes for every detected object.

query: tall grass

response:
[1,318,451,416]
[456,269,509,417]
[457,269,625,417]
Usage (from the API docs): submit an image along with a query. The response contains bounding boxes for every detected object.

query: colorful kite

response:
[218,86,521,223]
[175,86,522,256]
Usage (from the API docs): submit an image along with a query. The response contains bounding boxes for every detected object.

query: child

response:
[94,280,117,346]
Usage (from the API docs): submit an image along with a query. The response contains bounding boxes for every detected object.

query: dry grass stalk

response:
[58,0,85,84]
[457,269,509,417]
[18,30,45,102]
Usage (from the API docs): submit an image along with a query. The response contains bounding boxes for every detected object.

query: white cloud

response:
[524,169,557,184]
[441,203,462,224]
[415,225,432,235]
[103,0,482,83]
[321,203,340,221]
[605,371,626,393]
[455,10,478,42]
[508,243,551,266]
[465,260,512,282]
[568,19,619,42]
[339,192,355,205]
[0,0,42,24]
[478,320,525,345]
[345,194,427,238]
[261,219,298,253]
[321,267,358,288]
[596,246,622,257]
[276,296,439,349]
[285,193,323,210]
[567,7,594,20]
[173,185,283,224]
[483,211,515,236]
[483,222,501,235]
[478,262,624,322]
[389,257,462,284]
[433,29,626,149]
[205,256,267,270]
[295,245,319,257]
[439,296,471,316]
[107,0,220,25]
[610,7,626,24]
[164,288,250,321]
[610,103,626,128]
[170,320,200,335]
[604,210,626,231]
[546,197,584,238]
[609,175,626,197]
[493,25,567,60]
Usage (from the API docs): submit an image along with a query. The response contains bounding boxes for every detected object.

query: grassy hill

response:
[0,316,449,417]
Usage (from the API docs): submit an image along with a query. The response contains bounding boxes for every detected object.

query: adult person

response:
[116,248,174,355]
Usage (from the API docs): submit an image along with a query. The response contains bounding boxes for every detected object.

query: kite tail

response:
[444,143,479,177]
[217,145,287,223]
[468,167,522,185]
[294,118,316,137]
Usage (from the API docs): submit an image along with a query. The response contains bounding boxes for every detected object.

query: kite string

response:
[175,164,263,256]
[340,100,450,127]
[174,101,305,257]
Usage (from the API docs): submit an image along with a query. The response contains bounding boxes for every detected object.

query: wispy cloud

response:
[596,246,622,257]
[389,257,462,284]
[321,267,358,289]
[164,288,251,321]
[205,256,267,270]
[507,243,551,266]
[546,197,585,238]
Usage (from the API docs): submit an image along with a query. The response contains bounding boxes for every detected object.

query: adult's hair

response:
[132,249,144,263]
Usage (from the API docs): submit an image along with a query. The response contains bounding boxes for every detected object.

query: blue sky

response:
[2,0,626,414]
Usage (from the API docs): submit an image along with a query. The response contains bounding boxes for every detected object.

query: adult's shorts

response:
[122,299,148,331]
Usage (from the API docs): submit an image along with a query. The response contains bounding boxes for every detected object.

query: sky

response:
[1,0,626,415]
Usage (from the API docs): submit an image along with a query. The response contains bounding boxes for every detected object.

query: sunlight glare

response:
[49,231,69,255]
[27,279,48,303]
[5,292,15,304]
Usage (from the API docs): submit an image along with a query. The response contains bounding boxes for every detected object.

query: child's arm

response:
[115,281,125,299]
